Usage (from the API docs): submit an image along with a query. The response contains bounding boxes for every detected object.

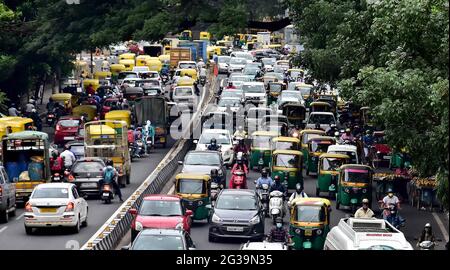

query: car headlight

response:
[295,228,301,234]
[362,189,367,193]
[198,200,204,206]
[249,215,260,225]
[344,188,350,193]
[211,213,223,223]
[135,221,144,231]
[316,229,323,235]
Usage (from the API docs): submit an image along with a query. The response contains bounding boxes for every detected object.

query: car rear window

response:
[73,161,104,173]
[32,188,69,199]
[59,120,80,127]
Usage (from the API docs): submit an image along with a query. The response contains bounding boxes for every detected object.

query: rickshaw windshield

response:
[296,86,312,96]
[302,134,321,144]
[309,141,332,153]
[175,87,193,96]
[308,114,335,125]
[294,206,325,223]
[269,84,282,92]
[343,169,370,183]
[252,136,271,148]
[290,71,302,78]
[273,141,296,151]
[275,154,299,168]
[322,158,345,171]
[177,179,205,194]
[332,151,357,163]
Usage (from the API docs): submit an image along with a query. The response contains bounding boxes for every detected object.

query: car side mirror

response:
[205,204,213,209]
[185,210,193,216]
[178,160,183,165]
[193,140,198,144]
[129,208,137,215]
[121,245,130,250]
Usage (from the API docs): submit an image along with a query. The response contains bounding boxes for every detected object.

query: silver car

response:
[0,165,16,223]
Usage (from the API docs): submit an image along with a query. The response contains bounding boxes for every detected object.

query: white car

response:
[173,86,197,110]
[242,82,266,105]
[306,112,336,130]
[228,57,247,74]
[220,90,244,102]
[261,58,277,72]
[217,97,243,113]
[240,241,289,250]
[24,183,88,234]
[118,71,139,85]
[121,78,142,89]
[177,61,197,70]
[136,79,163,94]
[132,66,150,74]
[230,52,254,63]
[277,90,304,107]
[217,56,231,73]
[195,129,234,165]
[140,70,161,82]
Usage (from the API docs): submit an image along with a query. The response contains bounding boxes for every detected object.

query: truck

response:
[1,131,51,205]
[170,47,192,69]
[257,32,271,46]
[193,40,208,61]
[178,41,199,61]
[143,44,163,57]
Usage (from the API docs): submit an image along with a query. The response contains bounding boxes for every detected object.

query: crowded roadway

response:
[0,33,448,251]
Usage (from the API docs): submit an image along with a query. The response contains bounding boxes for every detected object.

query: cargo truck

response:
[170,48,192,69]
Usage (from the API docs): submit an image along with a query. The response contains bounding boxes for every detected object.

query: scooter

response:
[231,170,246,189]
[210,182,223,202]
[101,183,115,204]
[269,190,285,224]
[419,241,436,250]
[384,204,405,229]
[256,183,270,217]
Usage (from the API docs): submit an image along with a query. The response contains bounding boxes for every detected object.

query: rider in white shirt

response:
[288,183,308,206]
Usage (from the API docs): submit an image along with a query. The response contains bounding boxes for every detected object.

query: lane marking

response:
[0,226,7,234]
[16,213,24,221]
[432,212,449,241]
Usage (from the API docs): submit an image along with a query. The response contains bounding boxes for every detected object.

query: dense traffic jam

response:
[0,31,441,251]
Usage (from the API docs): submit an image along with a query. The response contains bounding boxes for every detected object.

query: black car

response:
[208,189,265,242]
[123,229,196,250]
[70,157,106,196]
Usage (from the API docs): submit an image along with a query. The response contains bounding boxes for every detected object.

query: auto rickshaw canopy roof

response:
[299,129,326,136]
[177,77,195,86]
[119,53,136,60]
[272,149,303,156]
[105,110,131,118]
[51,93,72,101]
[272,136,300,143]
[310,101,332,107]
[86,124,117,136]
[291,197,331,207]
[339,164,373,171]
[175,173,211,181]
[251,130,279,137]
[5,130,49,140]
[307,136,336,144]
[319,153,350,160]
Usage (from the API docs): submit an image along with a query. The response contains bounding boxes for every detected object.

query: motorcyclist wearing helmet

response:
[288,183,308,206]
[382,188,401,211]
[210,169,225,187]
[255,168,273,188]
[340,128,355,143]
[207,138,220,151]
[268,217,289,243]
[417,223,436,248]
[233,139,249,156]
[270,175,286,194]
[325,123,338,137]
[354,198,374,218]
[100,159,123,202]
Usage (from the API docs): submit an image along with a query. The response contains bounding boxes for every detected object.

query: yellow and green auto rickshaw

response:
[146,59,162,72]
[180,30,192,41]
[316,153,350,198]
[298,129,326,166]
[136,55,152,67]
[310,101,332,114]
[336,164,373,212]
[271,150,303,189]
[287,68,304,81]
[306,136,336,176]
[119,59,135,71]
[267,81,285,105]
[200,31,211,40]
[289,197,332,250]
[118,53,136,61]
[249,131,278,171]
[110,64,126,75]
[175,173,211,221]
[0,117,35,133]
[94,71,112,80]
[281,103,306,128]
[180,68,198,81]
[271,136,300,153]
[105,110,132,128]
[51,93,73,113]
[71,105,97,122]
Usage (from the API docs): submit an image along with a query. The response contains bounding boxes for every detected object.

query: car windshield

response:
[230,58,247,65]
[221,91,242,99]
[330,151,357,163]
[252,135,271,148]
[308,114,335,125]
[118,73,138,80]
[309,141,333,153]
[275,154,298,168]
[230,76,251,82]
[234,53,252,60]
[262,58,276,65]
[294,206,325,223]
[198,132,230,145]
[179,63,196,69]
[242,84,264,93]
[273,141,296,151]
[243,68,258,75]
[185,153,221,165]
[344,169,370,183]
[269,84,283,92]
[247,109,271,119]
[175,88,193,96]
[32,188,69,199]
[177,179,205,194]
[216,194,257,210]
[139,200,182,216]
[72,161,104,173]
[132,235,184,250]
[59,120,80,127]
[218,57,230,64]
[322,157,346,171]
[218,99,241,107]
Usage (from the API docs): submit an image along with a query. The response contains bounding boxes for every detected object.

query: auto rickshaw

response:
[118,53,136,61]
[94,71,112,80]
[281,103,306,128]
[249,131,278,170]
[146,59,162,72]
[306,136,336,176]
[316,95,337,115]
[51,93,73,112]
[83,79,100,92]
[289,198,332,250]
[316,153,350,198]
[200,31,211,40]
[136,55,152,67]
[0,123,8,139]
[175,173,211,221]
[271,136,300,152]
[110,64,126,75]
[0,117,34,133]
[271,150,303,189]
[298,129,326,166]
[336,164,373,212]
[310,101,332,114]
[180,69,198,81]
[119,59,135,71]
[105,110,132,128]
[180,30,192,41]
[267,82,285,105]
[287,69,304,81]
[72,105,97,121]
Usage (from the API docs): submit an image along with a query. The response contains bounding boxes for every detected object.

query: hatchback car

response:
[124,228,196,250]
[70,158,106,196]
[0,165,16,223]
[129,195,193,241]
[179,150,227,182]
[24,183,88,234]
[172,86,197,110]
[208,189,264,242]
[54,116,82,145]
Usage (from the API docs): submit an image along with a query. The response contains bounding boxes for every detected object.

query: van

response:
[324,218,413,250]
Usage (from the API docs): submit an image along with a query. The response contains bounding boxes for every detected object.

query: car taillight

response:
[25,202,33,212]
[65,202,75,212]
[0,186,2,196]
[67,174,75,182]
[56,125,61,131]
[103,185,111,191]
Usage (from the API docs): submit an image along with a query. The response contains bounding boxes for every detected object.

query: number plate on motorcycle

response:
[102,193,109,197]
[64,137,75,140]
[227,226,244,232]
[304,230,313,236]
[383,156,391,160]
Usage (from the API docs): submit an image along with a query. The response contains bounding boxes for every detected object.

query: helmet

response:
[210,138,217,145]
[345,128,351,134]
[274,175,281,182]
[362,198,369,204]
[295,183,303,193]
[387,188,394,194]
[425,223,431,228]
[210,169,218,177]
[261,168,268,177]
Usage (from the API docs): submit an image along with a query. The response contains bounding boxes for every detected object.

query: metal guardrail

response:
[81,68,217,250]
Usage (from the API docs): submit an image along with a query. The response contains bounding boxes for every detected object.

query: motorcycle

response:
[418,241,436,250]
[51,172,63,182]
[257,183,270,217]
[101,183,115,204]
[46,111,57,127]
[231,170,246,189]
[384,203,405,229]
[161,74,169,85]
[269,190,285,224]
[210,182,223,202]
[200,76,207,86]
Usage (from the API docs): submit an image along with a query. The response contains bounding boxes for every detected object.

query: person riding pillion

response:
[268,217,289,243]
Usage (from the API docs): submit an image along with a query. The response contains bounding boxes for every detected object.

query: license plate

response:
[290,172,296,177]
[40,208,58,213]
[264,151,270,156]
[64,137,75,140]
[53,177,60,181]
[102,193,110,197]
[383,156,391,160]
[81,183,97,188]
[160,137,165,143]
[304,230,312,236]
[227,226,244,232]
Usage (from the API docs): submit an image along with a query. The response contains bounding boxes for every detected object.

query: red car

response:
[373,131,392,167]
[54,116,82,145]
[129,195,193,241]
